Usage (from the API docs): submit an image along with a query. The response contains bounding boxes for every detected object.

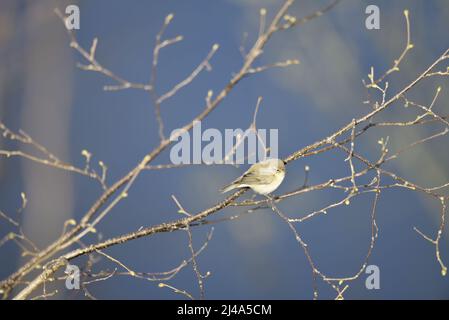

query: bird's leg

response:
[264,194,274,207]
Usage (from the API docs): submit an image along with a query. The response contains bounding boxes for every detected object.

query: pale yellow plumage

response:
[221,158,286,195]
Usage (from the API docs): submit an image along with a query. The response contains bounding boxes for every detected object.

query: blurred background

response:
[1,0,449,299]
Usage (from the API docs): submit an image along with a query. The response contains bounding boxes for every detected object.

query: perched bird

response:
[220,158,286,195]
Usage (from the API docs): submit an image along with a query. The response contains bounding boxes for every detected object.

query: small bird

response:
[220,158,286,195]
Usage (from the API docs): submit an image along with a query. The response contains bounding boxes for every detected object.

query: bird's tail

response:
[220,183,237,193]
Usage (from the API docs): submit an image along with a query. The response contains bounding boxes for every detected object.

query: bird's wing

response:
[221,165,276,193]
[239,170,275,186]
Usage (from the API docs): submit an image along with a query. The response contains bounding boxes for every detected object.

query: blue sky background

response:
[1,0,449,299]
